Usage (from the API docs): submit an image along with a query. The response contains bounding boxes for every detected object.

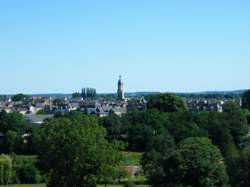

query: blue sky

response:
[0,0,249,94]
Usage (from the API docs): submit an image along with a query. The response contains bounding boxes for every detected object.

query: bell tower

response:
[117,75,125,100]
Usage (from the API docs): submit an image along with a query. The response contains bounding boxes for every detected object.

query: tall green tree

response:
[234,146,250,187]
[72,92,81,99]
[242,90,250,111]
[147,93,188,113]
[143,137,229,187]
[38,113,124,187]
[141,132,175,186]
[12,93,29,102]
[0,112,24,154]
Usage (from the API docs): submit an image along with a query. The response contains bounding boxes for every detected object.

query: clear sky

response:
[0,0,249,94]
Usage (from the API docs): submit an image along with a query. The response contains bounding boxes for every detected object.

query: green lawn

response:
[121,151,143,165]
[14,155,37,163]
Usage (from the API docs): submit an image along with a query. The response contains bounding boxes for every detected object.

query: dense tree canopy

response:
[0,111,26,154]
[141,132,175,186]
[101,109,170,151]
[242,90,250,111]
[234,146,250,187]
[72,92,82,99]
[143,137,229,187]
[12,93,29,102]
[147,93,188,113]
[38,112,124,187]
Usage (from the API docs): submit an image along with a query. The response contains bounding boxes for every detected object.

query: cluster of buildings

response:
[0,76,146,124]
[185,98,242,112]
[0,76,243,125]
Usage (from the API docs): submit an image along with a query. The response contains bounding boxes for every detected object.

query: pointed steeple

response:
[117,75,125,100]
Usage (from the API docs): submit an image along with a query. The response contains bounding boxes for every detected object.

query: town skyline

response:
[0,74,249,95]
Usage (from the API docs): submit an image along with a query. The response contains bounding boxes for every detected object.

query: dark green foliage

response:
[72,92,82,99]
[147,93,188,113]
[38,112,125,187]
[167,111,205,142]
[242,109,250,125]
[17,125,41,155]
[81,87,97,98]
[141,132,175,186]
[0,111,39,155]
[223,101,241,113]
[101,109,170,151]
[12,93,29,102]
[233,146,250,187]
[14,160,41,184]
[0,111,25,154]
[7,112,25,131]
[242,90,250,110]
[0,111,24,133]
[143,137,229,187]
[0,95,7,101]
[224,104,248,144]
[101,114,125,141]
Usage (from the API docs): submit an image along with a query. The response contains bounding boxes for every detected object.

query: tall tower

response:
[117,75,125,100]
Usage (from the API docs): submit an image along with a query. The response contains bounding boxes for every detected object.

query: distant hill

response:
[11,89,247,98]
[178,89,246,95]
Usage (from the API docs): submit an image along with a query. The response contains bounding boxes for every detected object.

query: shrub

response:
[14,160,42,184]
[0,154,13,185]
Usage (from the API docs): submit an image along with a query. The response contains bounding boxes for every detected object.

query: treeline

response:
[177,93,242,99]
[0,93,29,102]
[72,87,97,99]
[81,87,97,98]
[100,92,250,187]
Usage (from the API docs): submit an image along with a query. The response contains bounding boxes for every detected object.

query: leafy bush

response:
[14,159,42,184]
[0,154,13,185]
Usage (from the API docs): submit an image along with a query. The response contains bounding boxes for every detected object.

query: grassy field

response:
[121,151,143,165]
[13,155,37,163]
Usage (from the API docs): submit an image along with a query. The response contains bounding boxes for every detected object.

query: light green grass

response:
[13,155,37,164]
[121,151,143,166]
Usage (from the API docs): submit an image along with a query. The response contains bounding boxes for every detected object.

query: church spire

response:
[117,75,125,100]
